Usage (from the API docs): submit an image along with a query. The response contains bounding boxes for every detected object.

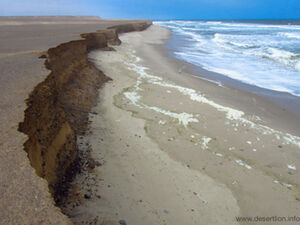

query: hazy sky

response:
[0,0,299,20]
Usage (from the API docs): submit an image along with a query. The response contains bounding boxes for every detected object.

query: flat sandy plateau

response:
[0,16,147,225]
[64,25,300,225]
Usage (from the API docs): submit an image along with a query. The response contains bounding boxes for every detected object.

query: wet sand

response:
[65,25,300,224]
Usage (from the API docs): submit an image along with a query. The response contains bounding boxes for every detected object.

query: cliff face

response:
[81,28,122,50]
[108,22,152,33]
[18,21,152,203]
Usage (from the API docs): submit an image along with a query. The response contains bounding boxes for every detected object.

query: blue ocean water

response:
[155,20,300,97]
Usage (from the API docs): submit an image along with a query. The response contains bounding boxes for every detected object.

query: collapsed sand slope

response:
[0,17,150,225]
[17,21,151,201]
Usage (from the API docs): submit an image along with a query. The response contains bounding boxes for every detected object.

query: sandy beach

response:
[62,25,300,224]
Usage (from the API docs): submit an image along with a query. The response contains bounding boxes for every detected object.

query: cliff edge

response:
[19,20,151,205]
[0,19,151,225]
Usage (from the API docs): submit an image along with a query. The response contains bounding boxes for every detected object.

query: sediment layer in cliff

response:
[18,21,152,204]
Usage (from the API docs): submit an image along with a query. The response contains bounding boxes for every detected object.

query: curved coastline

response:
[1,17,300,225]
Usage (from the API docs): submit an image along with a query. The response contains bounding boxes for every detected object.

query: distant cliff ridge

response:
[0,16,102,21]
[0,16,104,25]
[18,21,152,204]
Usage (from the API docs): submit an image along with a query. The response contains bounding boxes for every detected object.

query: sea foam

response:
[122,52,300,149]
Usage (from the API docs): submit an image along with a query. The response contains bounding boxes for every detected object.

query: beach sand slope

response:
[64,25,300,224]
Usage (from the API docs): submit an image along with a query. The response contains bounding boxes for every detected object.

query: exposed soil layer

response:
[18,21,152,205]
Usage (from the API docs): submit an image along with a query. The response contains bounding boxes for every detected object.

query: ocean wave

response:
[212,33,259,50]
[267,47,297,59]
[201,64,300,96]
[279,32,300,39]
[295,62,300,71]
[213,33,227,43]
[205,21,222,25]
[213,33,275,47]
[219,22,300,30]
[212,33,300,70]
[230,41,259,49]
[182,27,202,31]
[210,26,237,30]
[252,47,300,71]
[174,29,205,43]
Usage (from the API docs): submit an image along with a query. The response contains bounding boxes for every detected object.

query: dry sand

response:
[64,25,300,224]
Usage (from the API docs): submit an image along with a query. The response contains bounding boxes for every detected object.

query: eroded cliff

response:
[18,21,152,204]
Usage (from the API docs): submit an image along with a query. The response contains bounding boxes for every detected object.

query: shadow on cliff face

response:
[18,21,152,206]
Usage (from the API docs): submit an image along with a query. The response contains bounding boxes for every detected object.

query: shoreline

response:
[64,25,300,224]
[157,20,300,116]
[151,31,300,135]
[150,29,300,136]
